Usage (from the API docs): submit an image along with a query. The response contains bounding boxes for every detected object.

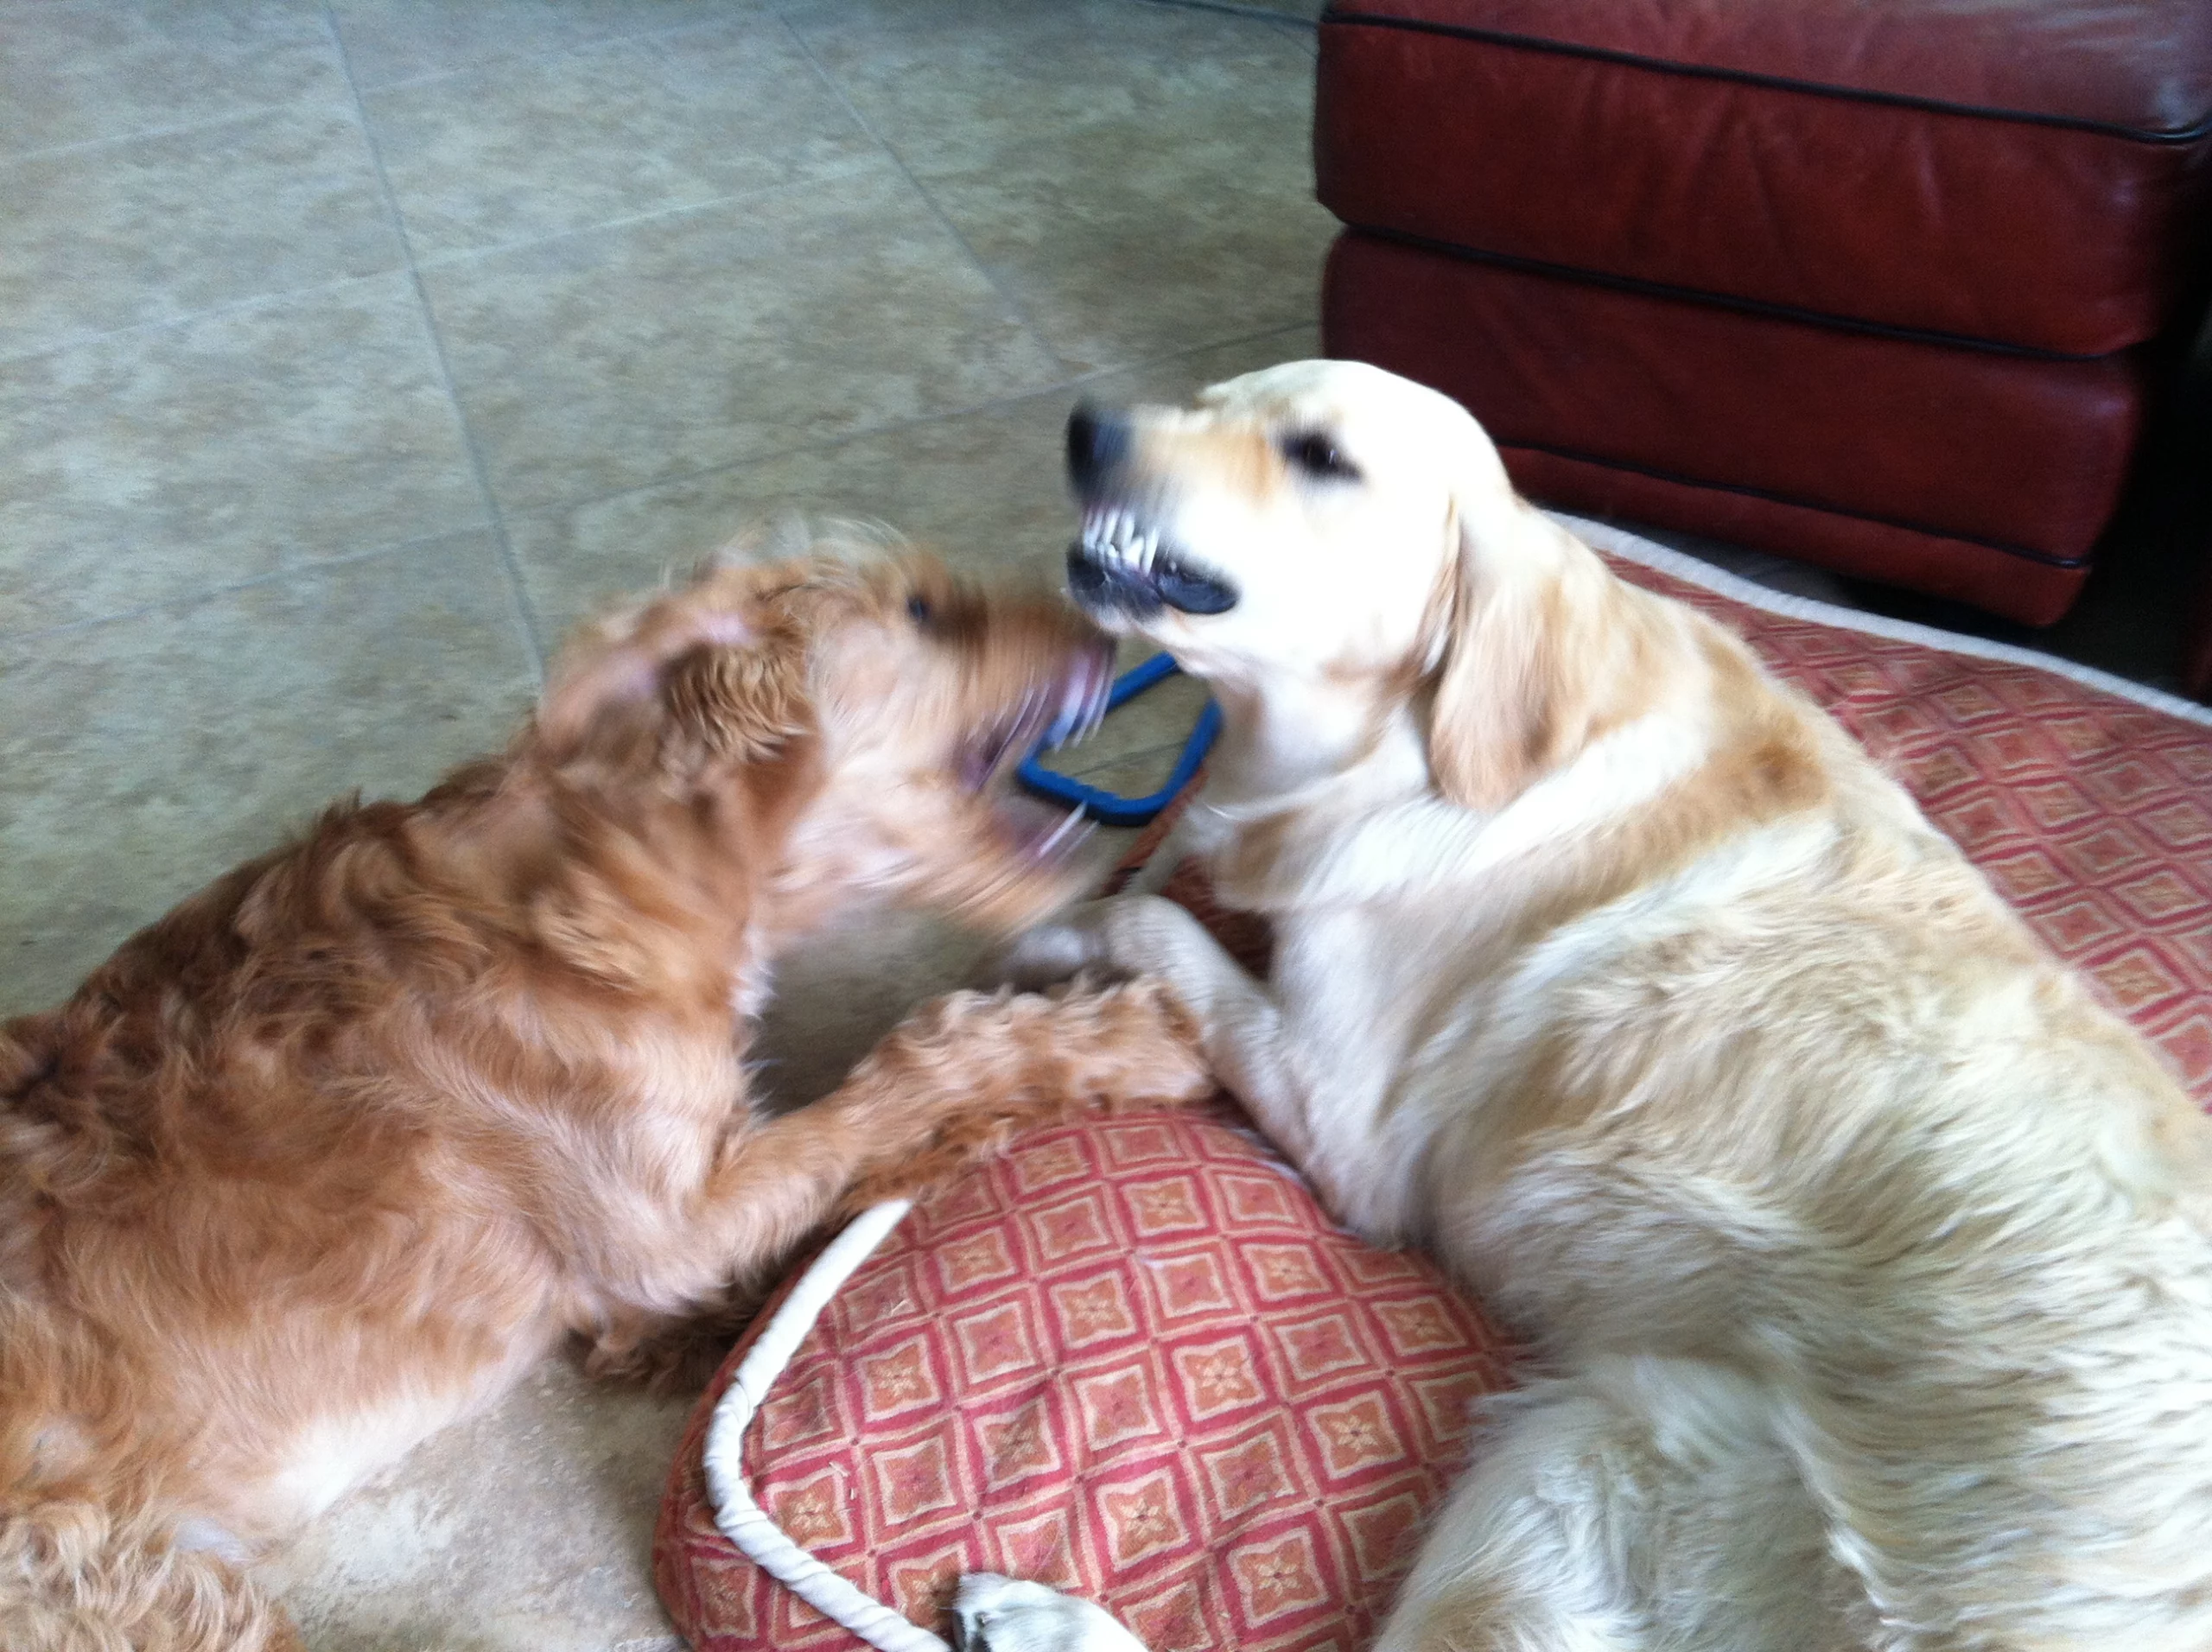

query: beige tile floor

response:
[0,2,1325,1647]
[3,0,2200,1647]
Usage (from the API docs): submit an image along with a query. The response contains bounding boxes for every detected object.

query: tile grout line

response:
[353,11,753,98]
[321,3,550,683]
[10,0,1313,645]
[775,9,1081,384]
[2,311,1318,650]
[5,4,857,159]
[0,529,482,649]
[0,164,884,372]
[0,268,403,374]
[493,317,1323,531]
[399,160,882,274]
[0,91,350,168]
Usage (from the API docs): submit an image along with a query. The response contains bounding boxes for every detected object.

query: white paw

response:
[988,917,1111,992]
[983,895,1218,1003]
[1092,893,1211,980]
[951,1574,1148,1652]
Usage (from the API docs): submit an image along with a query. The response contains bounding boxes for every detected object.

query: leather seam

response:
[1332,225,2127,360]
[1499,439,2099,570]
[1321,10,2212,145]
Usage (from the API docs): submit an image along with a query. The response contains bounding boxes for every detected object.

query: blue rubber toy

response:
[1017,653,1220,828]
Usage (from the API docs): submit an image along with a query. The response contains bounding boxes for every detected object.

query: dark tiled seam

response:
[1317,8,2212,143]
[1504,439,2097,570]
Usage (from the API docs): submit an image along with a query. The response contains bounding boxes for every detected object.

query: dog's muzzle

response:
[1067,505,1238,619]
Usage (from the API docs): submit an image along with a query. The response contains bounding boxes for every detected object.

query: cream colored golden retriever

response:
[0,537,1211,1651]
[955,362,2212,1652]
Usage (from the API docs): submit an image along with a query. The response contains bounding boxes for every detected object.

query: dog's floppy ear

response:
[658,626,811,771]
[1425,494,1635,813]
[537,589,808,770]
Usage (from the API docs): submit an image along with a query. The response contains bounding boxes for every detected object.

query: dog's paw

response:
[1090,893,1212,980]
[987,917,1112,992]
[951,1575,1148,1652]
[982,895,1219,1003]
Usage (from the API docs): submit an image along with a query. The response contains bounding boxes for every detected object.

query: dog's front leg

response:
[1002,895,1322,1171]
[823,975,1218,1213]
[613,977,1217,1325]
[589,978,1213,1383]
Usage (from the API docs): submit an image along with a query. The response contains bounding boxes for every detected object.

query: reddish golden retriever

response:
[0,539,1211,1650]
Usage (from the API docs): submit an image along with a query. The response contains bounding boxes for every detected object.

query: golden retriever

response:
[0,537,1212,1652]
[955,362,2212,1652]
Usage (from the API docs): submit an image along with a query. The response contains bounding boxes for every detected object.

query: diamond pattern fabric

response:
[658,1102,1513,1651]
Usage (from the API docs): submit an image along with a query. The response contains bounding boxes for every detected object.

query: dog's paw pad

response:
[950,1574,1146,1652]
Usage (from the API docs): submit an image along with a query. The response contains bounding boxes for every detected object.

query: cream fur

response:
[971,362,2212,1652]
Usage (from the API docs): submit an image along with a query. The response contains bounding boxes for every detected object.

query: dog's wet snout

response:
[1066,403,1130,495]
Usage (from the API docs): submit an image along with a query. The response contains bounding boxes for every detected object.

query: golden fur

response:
[966,362,2212,1652]
[0,539,1211,1650]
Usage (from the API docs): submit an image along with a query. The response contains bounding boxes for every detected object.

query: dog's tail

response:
[0,1496,297,1652]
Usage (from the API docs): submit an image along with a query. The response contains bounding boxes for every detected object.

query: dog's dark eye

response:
[907,593,933,626]
[1281,430,1358,482]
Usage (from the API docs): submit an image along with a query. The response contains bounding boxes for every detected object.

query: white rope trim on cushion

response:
[702,1198,950,1652]
[1559,513,2212,729]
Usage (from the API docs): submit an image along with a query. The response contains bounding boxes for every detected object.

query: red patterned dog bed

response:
[661,1102,1514,1652]
[656,520,2212,1652]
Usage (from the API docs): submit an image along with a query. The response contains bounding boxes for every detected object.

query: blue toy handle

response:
[1017,653,1220,828]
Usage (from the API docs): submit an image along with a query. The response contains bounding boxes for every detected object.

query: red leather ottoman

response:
[1315,0,2212,626]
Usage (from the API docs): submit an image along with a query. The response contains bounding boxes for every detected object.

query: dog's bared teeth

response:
[1080,505,1117,562]
[1079,506,1173,574]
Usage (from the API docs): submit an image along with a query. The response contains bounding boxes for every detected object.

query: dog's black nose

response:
[1066,403,1130,493]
